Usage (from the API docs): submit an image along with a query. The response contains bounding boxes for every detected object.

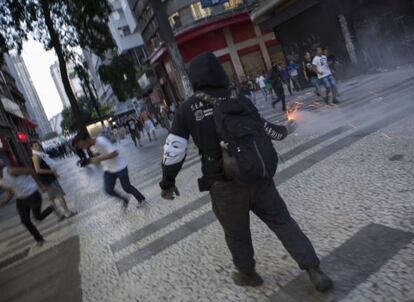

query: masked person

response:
[159,52,333,292]
[0,160,55,246]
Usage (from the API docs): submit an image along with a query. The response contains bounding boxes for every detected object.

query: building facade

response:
[252,0,414,78]
[50,61,85,109]
[129,0,281,105]
[7,55,52,137]
[0,56,38,166]
[83,0,148,117]
[49,112,63,135]
[50,62,71,108]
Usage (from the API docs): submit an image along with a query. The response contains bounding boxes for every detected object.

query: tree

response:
[73,60,104,126]
[60,96,111,132]
[0,0,115,132]
[98,55,145,103]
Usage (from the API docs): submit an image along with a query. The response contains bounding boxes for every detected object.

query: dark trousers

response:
[16,191,54,242]
[272,86,287,112]
[130,130,141,146]
[103,167,145,202]
[210,180,320,273]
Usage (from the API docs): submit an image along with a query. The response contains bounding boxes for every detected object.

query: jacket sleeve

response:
[263,119,288,141]
[159,107,190,190]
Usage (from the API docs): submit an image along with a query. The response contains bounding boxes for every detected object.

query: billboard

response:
[201,0,228,8]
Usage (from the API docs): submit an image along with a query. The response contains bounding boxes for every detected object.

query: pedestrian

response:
[240,76,256,105]
[312,47,339,104]
[0,160,55,246]
[287,60,301,91]
[125,114,143,147]
[268,63,287,113]
[139,109,157,142]
[31,140,77,219]
[280,63,293,96]
[159,52,333,292]
[256,72,268,102]
[323,48,337,74]
[159,105,171,131]
[74,132,146,208]
[302,51,321,97]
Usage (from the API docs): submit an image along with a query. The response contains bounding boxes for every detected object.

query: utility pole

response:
[151,0,193,100]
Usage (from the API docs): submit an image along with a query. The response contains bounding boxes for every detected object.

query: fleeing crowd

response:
[240,46,339,113]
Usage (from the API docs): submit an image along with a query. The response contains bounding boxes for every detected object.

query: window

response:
[168,12,182,30]
[224,0,243,10]
[118,26,131,37]
[190,2,211,21]
[111,9,121,20]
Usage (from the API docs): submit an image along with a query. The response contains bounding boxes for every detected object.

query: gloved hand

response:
[161,186,180,200]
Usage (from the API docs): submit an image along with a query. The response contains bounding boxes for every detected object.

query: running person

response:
[31,140,77,219]
[312,47,339,104]
[140,110,157,142]
[74,132,146,208]
[303,51,321,97]
[125,115,143,147]
[0,160,55,246]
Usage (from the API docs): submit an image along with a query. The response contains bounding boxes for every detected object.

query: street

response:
[1,67,414,302]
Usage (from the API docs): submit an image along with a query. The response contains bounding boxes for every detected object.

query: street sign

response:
[201,0,228,8]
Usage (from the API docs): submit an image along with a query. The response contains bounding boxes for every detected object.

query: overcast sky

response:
[21,39,63,119]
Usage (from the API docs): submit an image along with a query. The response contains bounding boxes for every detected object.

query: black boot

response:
[307,268,333,292]
[232,271,264,287]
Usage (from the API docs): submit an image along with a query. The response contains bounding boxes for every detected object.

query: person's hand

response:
[286,120,297,135]
[89,157,100,164]
[161,186,180,200]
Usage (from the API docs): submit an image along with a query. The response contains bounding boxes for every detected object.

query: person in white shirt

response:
[255,72,268,102]
[0,160,54,245]
[312,47,339,105]
[74,132,146,208]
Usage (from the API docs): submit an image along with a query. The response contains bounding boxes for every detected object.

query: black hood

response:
[188,52,230,92]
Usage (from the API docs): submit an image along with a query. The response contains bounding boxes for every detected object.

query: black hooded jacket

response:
[160,53,288,192]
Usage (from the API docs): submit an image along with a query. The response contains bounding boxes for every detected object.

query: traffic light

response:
[17,132,28,142]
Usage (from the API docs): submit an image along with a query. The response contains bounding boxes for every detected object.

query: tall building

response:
[83,0,148,117]
[50,62,70,108]
[7,55,52,137]
[129,0,278,105]
[1,55,38,166]
[50,61,85,109]
[49,112,63,135]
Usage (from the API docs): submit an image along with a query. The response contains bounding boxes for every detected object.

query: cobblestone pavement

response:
[1,67,414,302]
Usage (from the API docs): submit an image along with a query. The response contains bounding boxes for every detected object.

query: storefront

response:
[148,11,282,101]
[254,0,414,78]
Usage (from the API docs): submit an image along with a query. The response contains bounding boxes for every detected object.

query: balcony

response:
[117,32,145,54]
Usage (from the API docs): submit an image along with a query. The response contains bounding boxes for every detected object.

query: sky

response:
[21,39,63,119]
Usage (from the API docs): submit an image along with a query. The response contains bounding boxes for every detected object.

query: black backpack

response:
[197,91,278,184]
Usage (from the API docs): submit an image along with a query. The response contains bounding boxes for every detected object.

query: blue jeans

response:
[321,75,337,90]
[261,88,268,101]
[310,76,320,95]
[103,167,145,202]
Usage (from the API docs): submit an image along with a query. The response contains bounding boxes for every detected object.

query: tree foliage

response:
[99,55,145,103]
[60,96,111,132]
[0,0,116,131]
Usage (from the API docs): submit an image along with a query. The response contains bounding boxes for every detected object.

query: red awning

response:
[22,118,38,129]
